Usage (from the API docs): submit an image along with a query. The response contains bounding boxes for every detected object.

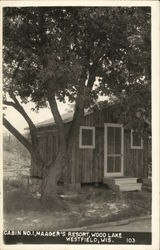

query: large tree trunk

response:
[39,86,66,199]
[39,77,90,199]
[64,106,85,185]
[40,110,84,200]
[40,151,66,200]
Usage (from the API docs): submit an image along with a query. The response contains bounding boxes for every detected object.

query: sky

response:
[3,100,72,134]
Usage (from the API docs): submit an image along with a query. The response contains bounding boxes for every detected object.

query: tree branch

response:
[87,65,96,89]
[4,53,38,147]
[3,116,33,153]
[47,90,64,128]
[66,79,85,144]
[46,87,66,150]
[7,92,38,147]
[3,100,16,108]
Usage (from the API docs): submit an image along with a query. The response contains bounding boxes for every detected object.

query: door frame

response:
[104,123,124,177]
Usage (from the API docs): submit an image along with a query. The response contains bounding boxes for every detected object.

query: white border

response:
[104,123,124,177]
[151,2,160,250]
[79,126,95,149]
[130,130,143,149]
[0,0,158,7]
[0,1,159,250]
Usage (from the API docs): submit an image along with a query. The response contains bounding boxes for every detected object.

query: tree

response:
[3,7,151,199]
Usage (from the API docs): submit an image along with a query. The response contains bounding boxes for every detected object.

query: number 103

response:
[126,238,136,243]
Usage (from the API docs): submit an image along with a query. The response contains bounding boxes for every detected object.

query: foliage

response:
[3,7,151,122]
[91,79,151,137]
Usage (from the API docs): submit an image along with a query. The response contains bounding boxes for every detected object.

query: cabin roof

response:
[35,111,74,128]
[34,108,97,128]
[26,103,117,129]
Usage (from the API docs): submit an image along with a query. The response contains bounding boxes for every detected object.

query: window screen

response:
[107,127,121,154]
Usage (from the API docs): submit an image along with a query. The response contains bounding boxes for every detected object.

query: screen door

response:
[104,123,124,177]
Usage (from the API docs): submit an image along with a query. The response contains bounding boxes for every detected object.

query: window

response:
[79,126,95,149]
[131,130,143,149]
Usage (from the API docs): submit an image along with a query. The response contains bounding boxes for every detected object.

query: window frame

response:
[79,126,95,149]
[130,130,143,149]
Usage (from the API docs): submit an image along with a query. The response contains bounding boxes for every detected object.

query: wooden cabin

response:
[31,105,150,192]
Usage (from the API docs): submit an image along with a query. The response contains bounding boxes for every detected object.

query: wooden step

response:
[103,177,138,185]
[103,177,142,192]
[118,183,142,191]
[114,177,138,185]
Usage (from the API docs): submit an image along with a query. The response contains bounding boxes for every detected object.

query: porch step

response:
[103,177,142,192]
[119,183,142,191]
[114,177,138,185]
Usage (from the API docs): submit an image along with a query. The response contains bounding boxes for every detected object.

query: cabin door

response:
[104,123,124,177]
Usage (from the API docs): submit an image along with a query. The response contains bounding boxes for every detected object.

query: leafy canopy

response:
[3,7,151,131]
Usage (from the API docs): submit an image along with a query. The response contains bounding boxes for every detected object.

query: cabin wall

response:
[31,131,58,178]
[32,108,149,183]
[123,134,148,178]
[66,128,104,184]
[64,110,107,184]
[65,109,149,183]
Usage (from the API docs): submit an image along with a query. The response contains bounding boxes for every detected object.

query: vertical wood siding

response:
[31,132,58,177]
[123,133,148,178]
[33,108,149,182]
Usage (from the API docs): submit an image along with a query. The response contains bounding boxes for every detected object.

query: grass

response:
[3,180,151,231]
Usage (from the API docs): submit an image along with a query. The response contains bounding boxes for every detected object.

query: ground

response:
[90,218,151,232]
[74,217,151,232]
[3,139,152,232]
[3,180,151,231]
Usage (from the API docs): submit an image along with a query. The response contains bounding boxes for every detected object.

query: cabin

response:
[31,105,150,192]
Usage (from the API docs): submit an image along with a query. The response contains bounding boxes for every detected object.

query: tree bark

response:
[41,85,85,197]
[37,87,67,199]
[40,151,65,200]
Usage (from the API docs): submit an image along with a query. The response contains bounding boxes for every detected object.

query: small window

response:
[79,126,95,149]
[131,130,143,149]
